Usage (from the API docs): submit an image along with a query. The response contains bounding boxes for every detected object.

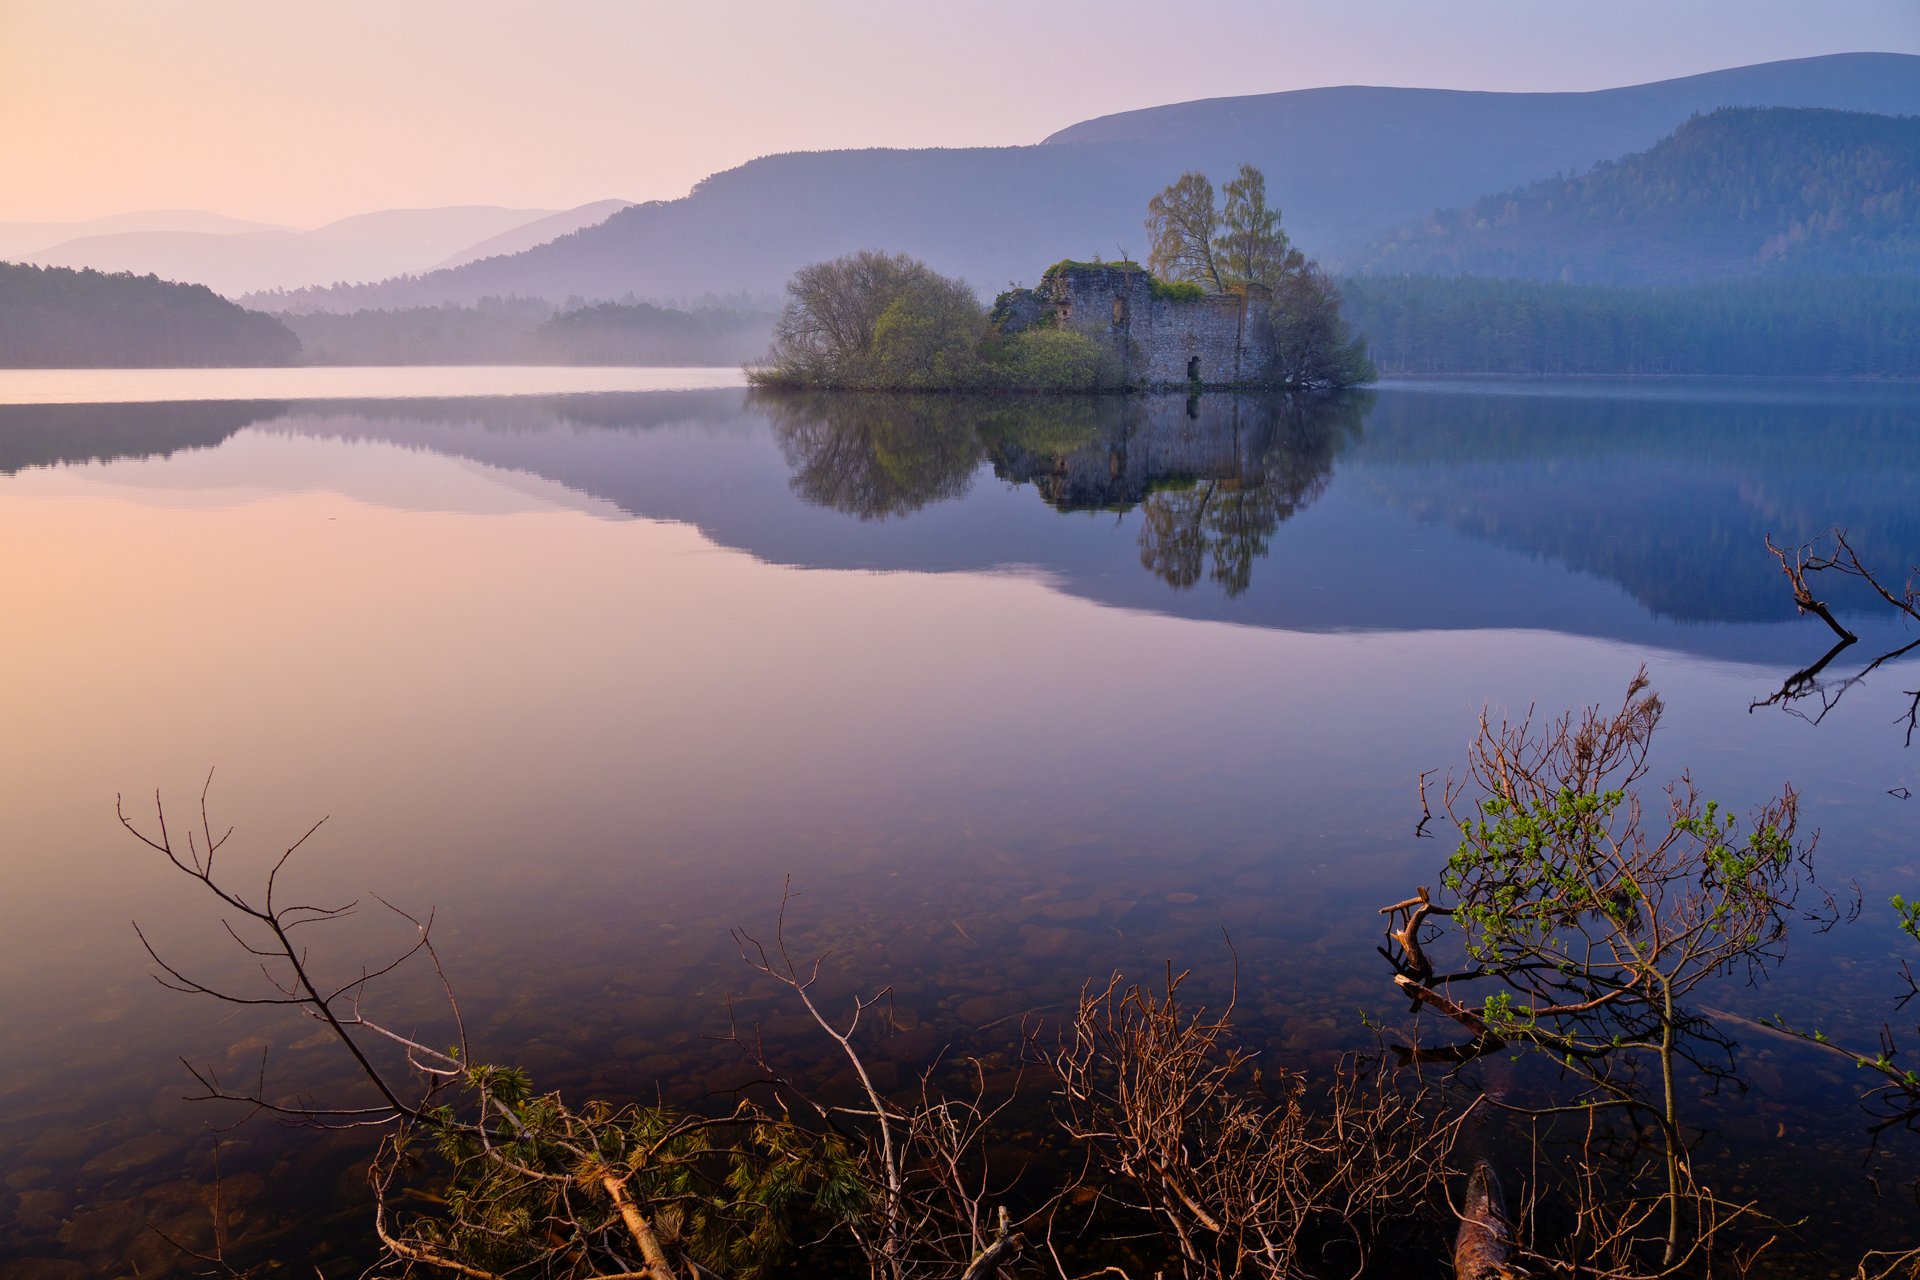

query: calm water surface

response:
[2,373,1918,1275]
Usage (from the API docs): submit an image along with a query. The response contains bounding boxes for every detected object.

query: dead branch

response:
[1051,963,1461,1279]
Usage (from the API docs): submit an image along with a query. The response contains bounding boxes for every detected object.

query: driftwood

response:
[1453,1159,1516,1280]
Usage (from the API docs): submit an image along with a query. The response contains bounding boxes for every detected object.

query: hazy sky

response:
[4,0,1917,227]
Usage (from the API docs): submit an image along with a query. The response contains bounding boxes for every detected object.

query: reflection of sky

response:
[3,382,1919,1267]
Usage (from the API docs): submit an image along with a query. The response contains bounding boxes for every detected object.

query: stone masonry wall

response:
[1017,265,1276,387]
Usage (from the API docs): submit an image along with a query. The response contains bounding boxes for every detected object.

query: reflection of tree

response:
[761,388,1370,593]
[989,392,1367,597]
[1752,529,1920,743]
[1139,480,1291,597]
[1138,399,1362,596]
[756,391,983,520]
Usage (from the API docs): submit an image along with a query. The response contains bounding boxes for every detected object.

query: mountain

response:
[0,262,299,367]
[260,53,1920,310]
[1353,108,1920,284]
[0,210,289,262]
[19,205,619,297]
[425,199,633,273]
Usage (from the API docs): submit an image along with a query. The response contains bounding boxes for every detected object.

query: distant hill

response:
[265,53,1920,310]
[0,262,299,367]
[424,200,632,273]
[1355,108,1920,283]
[22,204,624,297]
[0,210,289,262]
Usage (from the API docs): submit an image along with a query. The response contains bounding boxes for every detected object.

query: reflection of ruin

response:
[987,393,1363,596]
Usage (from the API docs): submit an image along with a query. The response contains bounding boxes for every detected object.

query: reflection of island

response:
[19,383,1920,662]
[758,390,1364,596]
[986,394,1365,596]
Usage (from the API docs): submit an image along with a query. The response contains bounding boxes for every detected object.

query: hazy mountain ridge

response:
[252,53,1920,311]
[0,210,290,261]
[17,202,630,298]
[426,200,633,273]
[1355,107,1920,283]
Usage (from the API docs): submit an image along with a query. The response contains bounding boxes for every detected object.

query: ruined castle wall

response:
[1033,266,1276,387]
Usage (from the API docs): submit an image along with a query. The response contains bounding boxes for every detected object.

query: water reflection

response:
[13,383,1920,655]
[763,390,1366,596]
[0,400,275,473]
[763,392,982,519]
[5,378,1920,1274]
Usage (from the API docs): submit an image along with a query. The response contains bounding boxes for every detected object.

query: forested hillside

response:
[1359,108,1920,284]
[241,55,1920,309]
[1342,274,1920,377]
[276,299,773,365]
[0,262,299,367]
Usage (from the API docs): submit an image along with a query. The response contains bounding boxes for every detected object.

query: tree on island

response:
[750,165,1371,392]
[1145,164,1374,388]
[751,250,1115,392]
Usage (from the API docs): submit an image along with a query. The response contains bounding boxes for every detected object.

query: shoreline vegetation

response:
[120,629,1920,1277]
[746,166,1375,395]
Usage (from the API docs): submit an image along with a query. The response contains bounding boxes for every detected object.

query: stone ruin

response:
[994,262,1278,388]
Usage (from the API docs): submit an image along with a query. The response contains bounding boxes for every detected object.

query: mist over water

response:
[2,374,1918,1273]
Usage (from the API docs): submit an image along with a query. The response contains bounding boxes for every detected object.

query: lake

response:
[2,370,1918,1275]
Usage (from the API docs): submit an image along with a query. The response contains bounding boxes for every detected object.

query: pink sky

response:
[3,0,1916,226]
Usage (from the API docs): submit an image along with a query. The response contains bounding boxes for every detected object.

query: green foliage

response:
[1213,163,1304,291]
[1269,267,1376,388]
[752,250,990,390]
[1042,258,1144,278]
[392,1061,873,1280]
[1358,107,1920,285]
[1401,673,1823,1267]
[1148,278,1206,303]
[986,327,1121,392]
[1145,172,1224,290]
[1894,894,1920,943]
[1340,272,1920,377]
[0,262,300,368]
[865,274,991,390]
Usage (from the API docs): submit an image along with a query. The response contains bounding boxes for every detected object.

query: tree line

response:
[1342,273,1920,377]
[0,262,300,368]
[279,298,777,366]
[0,263,779,370]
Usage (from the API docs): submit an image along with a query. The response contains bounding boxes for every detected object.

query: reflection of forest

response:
[0,401,276,474]
[20,384,1920,634]
[763,390,1367,596]
[1349,388,1920,622]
